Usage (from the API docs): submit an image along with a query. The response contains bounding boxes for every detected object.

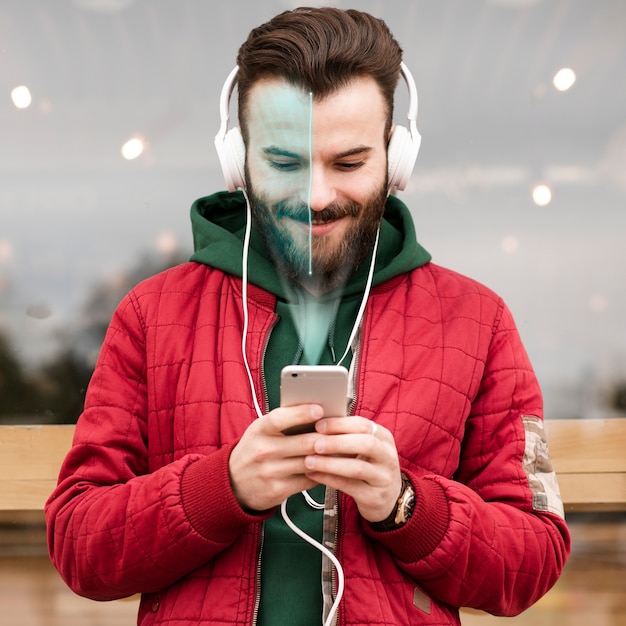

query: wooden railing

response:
[1,419,625,512]
[545,418,626,512]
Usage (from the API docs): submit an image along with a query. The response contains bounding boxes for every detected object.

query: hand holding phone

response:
[280,365,349,435]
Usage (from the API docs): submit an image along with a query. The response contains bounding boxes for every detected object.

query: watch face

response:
[372,477,415,531]
[394,481,415,526]
[403,492,416,521]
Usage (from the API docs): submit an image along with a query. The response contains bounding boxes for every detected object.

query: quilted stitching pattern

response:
[45,261,570,625]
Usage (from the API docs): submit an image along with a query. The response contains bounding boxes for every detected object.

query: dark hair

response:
[235,6,403,141]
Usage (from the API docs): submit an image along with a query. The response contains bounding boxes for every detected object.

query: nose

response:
[306,166,337,212]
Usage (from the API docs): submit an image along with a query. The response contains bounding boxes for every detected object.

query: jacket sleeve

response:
[44,291,270,601]
[365,300,571,616]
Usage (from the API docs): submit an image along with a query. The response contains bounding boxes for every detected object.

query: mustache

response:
[275,201,360,223]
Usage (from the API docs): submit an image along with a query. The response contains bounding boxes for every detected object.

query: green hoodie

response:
[189,190,430,624]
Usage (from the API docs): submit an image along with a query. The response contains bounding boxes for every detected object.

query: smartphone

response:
[280,365,349,435]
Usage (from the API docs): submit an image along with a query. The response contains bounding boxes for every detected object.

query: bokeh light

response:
[532,183,552,206]
[553,68,576,92]
[501,235,520,254]
[11,85,32,109]
[121,137,145,160]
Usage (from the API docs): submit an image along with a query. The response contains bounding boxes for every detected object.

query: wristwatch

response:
[371,473,415,531]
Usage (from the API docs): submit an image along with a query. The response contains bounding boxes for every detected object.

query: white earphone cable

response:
[280,498,345,626]
[241,188,264,420]
[336,226,380,368]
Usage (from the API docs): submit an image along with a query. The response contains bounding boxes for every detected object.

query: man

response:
[45,7,570,625]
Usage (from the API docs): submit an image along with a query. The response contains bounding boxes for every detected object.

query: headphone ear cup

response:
[215,126,246,192]
[387,125,421,191]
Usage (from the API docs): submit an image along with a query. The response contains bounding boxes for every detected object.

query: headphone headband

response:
[215,63,421,192]
[216,66,239,143]
[400,61,418,123]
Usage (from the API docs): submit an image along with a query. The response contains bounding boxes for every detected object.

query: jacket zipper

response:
[347,332,360,416]
[251,526,265,626]
[251,317,276,625]
[259,325,274,416]
[330,488,341,626]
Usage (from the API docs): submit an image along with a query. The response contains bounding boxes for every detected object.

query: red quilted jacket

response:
[45,260,570,625]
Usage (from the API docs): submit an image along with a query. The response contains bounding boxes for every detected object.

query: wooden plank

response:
[545,419,626,473]
[1,425,74,471]
[1,420,626,512]
[0,480,60,511]
[0,425,74,511]
[557,473,626,512]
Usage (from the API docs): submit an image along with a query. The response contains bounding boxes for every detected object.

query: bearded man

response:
[46,7,570,626]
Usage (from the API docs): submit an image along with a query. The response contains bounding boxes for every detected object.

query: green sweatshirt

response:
[190,190,430,624]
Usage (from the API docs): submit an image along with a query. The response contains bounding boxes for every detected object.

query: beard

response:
[246,176,388,294]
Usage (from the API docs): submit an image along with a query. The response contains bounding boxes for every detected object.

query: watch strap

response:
[371,473,415,531]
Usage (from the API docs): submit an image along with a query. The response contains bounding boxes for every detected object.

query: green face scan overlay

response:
[246,85,335,365]
[245,84,320,283]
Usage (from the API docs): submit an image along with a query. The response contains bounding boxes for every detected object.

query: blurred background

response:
[1,0,625,425]
[1,2,625,624]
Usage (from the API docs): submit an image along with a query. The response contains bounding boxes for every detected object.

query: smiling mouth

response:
[294,217,336,226]
[287,215,346,233]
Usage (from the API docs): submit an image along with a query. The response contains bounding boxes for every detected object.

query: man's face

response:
[244,76,390,293]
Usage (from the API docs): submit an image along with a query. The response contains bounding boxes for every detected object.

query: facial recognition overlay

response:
[243,81,387,365]
[245,83,317,279]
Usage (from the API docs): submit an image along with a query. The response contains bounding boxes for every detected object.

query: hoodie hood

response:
[189,190,431,298]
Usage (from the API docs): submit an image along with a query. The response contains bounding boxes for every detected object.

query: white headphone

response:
[214,62,421,192]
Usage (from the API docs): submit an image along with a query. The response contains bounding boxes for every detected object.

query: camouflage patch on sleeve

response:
[522,415,565,518]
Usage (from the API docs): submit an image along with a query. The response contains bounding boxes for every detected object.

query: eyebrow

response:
[335,146,373,159]
[263,145,373,159]
[263,146,302,159]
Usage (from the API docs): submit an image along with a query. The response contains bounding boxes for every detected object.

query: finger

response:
[243,428,321,464]
[304,452,387,487]
[312,431,382,460]
[264,404,324,436]
[316,416,387,440]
